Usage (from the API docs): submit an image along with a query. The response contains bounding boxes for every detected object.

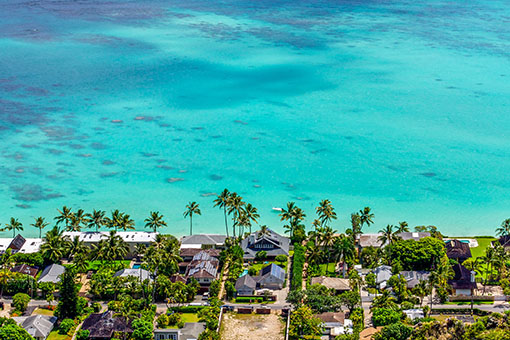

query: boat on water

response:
[272,207,283,212]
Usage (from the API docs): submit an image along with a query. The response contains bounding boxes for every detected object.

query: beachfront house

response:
[398,232,431,241]
[7,234,26,253]
[445,240,472,264]
[241,229,289,261]
[13,315,57,340]
[235,274,257,296]
[154,322,205,340]
[180,234,227,250]
[63,231,157,258]
[310,276,351,295]
[38,264,65,284]
[316,312,353,339]
[82,311,132,340]
[449,263,476,296]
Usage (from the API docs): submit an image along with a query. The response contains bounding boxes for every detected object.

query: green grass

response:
[248,261,287,275]
[33,308,54,316]
[445,301,494,305]
[167,313,200,328]
[318,263,337,276]
[85,260,131,271]
[470,237,497,259]
[47,331,67,340]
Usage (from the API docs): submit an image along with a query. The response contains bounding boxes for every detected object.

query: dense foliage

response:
[388,237,445,271]
[291,243,305,291]
[372,308,403,327]
[288,305,323,340]
[55,267,78,320]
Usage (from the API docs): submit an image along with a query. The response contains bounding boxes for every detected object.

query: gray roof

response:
[400,271,430,288]
[241,229,289,259]
[38,264,65,283]
[235,274,257,290]
[358,234,384,248]
[374,265,392,285]
[13,315,57,338]
[259,264,285,282]
[181,234,226,246]
[181,322,206,340]
[398,232,431,241]
[113,268,152,282]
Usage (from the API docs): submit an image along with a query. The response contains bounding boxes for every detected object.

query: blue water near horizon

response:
[1,0,509,238]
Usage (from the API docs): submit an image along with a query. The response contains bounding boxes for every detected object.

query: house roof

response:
[316,312,345,324]
[38,264,65,283]
[19,238,43,253]
[8,234,26,251]
[63,231,157,243]
[11,264,38,278]
[82,311,132,338]
[235,274,257,290]
[399,271,430,288]
[449,263,476,290]
[445,240,472,259]
[359,234,384,248]
[180,248,220,258]
[374,265,392,284]
[310,276,351,291]
[113,268,152,282]
[398,232,431,241]
[241,229,290,259]
[180,234,226,246]
[0,238,12,252]
[187,261,218,279]
[259,264,285,282]
[497,236,510,248]
[13,315,57,338]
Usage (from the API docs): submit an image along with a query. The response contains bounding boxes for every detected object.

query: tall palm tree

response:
[235,211,251,238]
[227,193,244,238]
[333,234,355,277]
[144,211,167,233]
[316,199,337,227]
[31,217,49,238]
[413,279,430,306]
[280,202,306,238]
[306,244,322,266]
[184,202,201,236]
[2,218,23,238]
[68,209,89,232]
[319,226,336,275]
[88,209,106,232]
[40,227,69,263]
[396,221,409,233]
[118,214,135,231]
[244,203,260,234]
[214,189,230,238]
[496,218,510,246]
[257,225,270,239]
[54,206,73,229]
[66,236,87,260]
[107,209,123,231]
[378,225,400,247]
[359,207,374,232]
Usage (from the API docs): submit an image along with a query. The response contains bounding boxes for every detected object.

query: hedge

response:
[169,306,206,313]
[291,243,305,291]
[431,308,490,316]
[235,297,263,303]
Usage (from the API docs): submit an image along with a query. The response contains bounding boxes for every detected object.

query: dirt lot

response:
[221,312,285,340]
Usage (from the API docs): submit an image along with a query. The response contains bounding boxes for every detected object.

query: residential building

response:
[373,265,392,289]
[180,234,227,250]
[38,264,65,284]
[494,236,510,250]
[445,240,472,264]
[63,231,157,258]
[113,268,152,282]
[186,251,219,289]
[8,234,26,253]
[241,229,289,261]
[316,312,353,339]
[449,263,476,296]
[11,264,38,278]
[399,271,430,289]
[398,232,431,241]
[310,276,351,295]
[19,238,44,254]
[179,248,220,274]
[358,234,384,249]
[13,315,57,340]
[403,309,424,321]
[81,311,132,339]
[154,322,205,340]
[0,238,12,253]
[235,274,257,296]
[256,264,285,290]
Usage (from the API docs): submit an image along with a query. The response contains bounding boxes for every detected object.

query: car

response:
[202,293,209,300]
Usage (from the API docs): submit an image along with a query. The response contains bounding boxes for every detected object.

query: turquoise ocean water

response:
[0,0,509,238]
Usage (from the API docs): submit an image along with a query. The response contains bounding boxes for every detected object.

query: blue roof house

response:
[255,264,286,290]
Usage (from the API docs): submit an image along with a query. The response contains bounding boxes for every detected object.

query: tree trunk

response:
[190,215,193,236]
[224,207,229,238]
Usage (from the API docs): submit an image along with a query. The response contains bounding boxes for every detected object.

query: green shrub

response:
[167,313,182,326]
[350,308,364,333]
[255,251,267,261]
[59,319,75,335]
[248,267,257,276]
[12,293,30,313]
[372,308,402,327]
[235,296,263,303]
[76,329,90,340]
[156,314,169,328]
[373,322,412,340]
[291,243,305,291]
[92,302,102,313]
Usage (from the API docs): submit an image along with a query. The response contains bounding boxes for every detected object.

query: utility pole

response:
[470,270,476,315]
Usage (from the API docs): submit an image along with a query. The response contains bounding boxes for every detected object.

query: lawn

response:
[445,301,494,305]
[85,260,131,271]
[167,313,200,328]
[47,331,67,340]
[248,261,287,275]
[318,263,338,276]
[33,308,54,316]
[470,237,497,259]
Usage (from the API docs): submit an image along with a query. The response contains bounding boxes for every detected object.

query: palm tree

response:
[0,249,14,298]
[413,279,430,306]
[66,236,87,260]
[144,211,167,233]
[319,226,336,275]
[88,209,106,232]
[496,218,510,246]
[2,218,23,238]
[31,217,49,238]
[107,209,123,231]
[214,189,230,238]
[306,244,322,266]
[378,225,400,247]
[184,202,201,236]
[280,202,306,238]
[54,206,73,229]
[280,202,297,234]
[118,213,135,232]
[244,203,260,234]
[333,234,355,277]
[235,211,251,238]
[396,221,409,233]
[227,193,244,238]
[316,199,337,227]
[257,225,270,238]
[359,207,374,232]
[40,227,69,263]
[68,209,90,232]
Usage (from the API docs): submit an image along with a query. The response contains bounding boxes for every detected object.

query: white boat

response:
[272,207,283,212]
